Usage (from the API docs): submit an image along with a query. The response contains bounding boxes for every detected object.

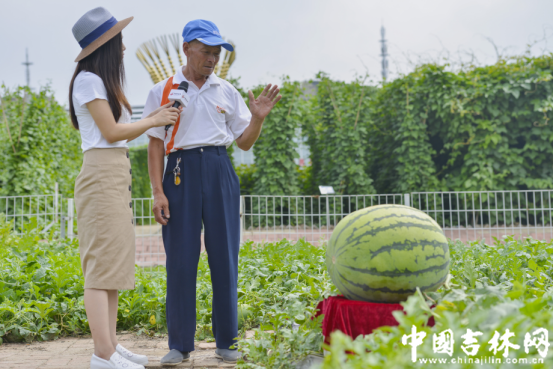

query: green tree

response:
[0,85,82,196]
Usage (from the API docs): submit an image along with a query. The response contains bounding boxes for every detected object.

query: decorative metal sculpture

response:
[136,33,236,84]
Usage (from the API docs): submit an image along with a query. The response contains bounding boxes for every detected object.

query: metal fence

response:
[241,194,405,245]
[411,190,553,245]
[0,192,76,238]
[0,194,60,234]
[3,190,553,267]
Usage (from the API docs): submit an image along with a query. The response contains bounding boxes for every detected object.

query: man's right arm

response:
[148,137,170,225]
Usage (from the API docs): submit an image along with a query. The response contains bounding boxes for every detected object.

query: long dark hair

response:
[69,32,132,129]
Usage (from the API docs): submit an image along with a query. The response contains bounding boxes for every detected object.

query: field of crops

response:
[1,218,552,368]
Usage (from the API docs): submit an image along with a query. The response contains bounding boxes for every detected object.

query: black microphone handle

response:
[165,101,182,131]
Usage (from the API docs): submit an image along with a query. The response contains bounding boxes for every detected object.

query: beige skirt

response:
[74,147,135,290]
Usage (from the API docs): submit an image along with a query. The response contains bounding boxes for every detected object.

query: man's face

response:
[183,41,221,77]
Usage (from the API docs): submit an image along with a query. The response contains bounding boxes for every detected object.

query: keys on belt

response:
[173,158,181,186]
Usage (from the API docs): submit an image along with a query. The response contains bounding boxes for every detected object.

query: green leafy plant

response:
[368,56,553,193]
[235,164,256,195]
[306,73,376,195]
[0,85,82,196]
[297,165,314,196]
[321,236,553,368]
[0,217,335,358]
[129,145,152,198]
[225,76,249,166]
[3,215,553,368]
[251,78,310,195]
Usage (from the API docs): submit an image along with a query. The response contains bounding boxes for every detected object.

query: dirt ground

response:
[0,331,244,369]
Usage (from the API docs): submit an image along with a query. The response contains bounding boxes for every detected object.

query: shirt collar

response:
[173,66,221,87]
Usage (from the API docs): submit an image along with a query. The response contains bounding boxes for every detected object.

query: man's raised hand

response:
[248,84,282,120]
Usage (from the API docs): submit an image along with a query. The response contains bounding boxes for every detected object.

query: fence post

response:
[67,199,74,239]
[60,215,65,239]
[240,196,244,244]
[54,182,59,223]
[326,196,330,228]
[404,193,411,207]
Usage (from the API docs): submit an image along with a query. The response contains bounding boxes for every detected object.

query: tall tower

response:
[22,48,33,87]
[380,25,388,81]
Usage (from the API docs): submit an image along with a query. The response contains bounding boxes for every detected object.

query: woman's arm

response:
[87,99,180,143]
[126,135,141,143]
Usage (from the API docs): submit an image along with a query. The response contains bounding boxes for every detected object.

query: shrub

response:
[129,146,151,198]
[235,164,256,195]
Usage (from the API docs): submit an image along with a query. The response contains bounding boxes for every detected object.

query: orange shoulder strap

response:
[161,76,181,155]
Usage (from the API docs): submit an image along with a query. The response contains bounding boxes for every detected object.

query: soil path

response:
[0,332,237,369]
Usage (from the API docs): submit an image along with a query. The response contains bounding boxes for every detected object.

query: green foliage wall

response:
[367,70,441,193]
[306,74,376,195]
[0,86,82,196]
[5,56,552,199]
[225,76,247,168]
[129,146,152,198]
[235,164,256,195]
[251,79,307,195]
[368,56,553,193]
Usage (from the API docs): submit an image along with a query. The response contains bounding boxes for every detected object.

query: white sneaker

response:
[90,352,145,369]
[116,344,149,365]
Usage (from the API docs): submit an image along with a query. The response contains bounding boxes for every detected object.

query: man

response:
[142,19,281,365]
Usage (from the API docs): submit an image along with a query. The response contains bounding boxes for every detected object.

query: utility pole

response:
[380,25,388,81]
[22,48,33,87]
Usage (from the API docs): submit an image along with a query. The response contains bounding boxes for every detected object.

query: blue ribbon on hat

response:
[79,16,118,48]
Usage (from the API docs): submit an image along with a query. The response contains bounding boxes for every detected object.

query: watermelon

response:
[326,204,449,303]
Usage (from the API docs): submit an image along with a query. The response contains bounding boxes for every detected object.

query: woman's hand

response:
[87,99,182,143]
[146,102,172,118]
[150,102,183,128]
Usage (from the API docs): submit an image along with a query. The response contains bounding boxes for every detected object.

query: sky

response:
[1,0,553,106]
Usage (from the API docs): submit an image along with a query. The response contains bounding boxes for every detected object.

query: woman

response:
[69,7,181,369]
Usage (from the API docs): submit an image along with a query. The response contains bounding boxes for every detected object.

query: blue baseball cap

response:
[182,19,234,52]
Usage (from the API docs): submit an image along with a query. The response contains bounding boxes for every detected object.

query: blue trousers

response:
[162,146,240,352]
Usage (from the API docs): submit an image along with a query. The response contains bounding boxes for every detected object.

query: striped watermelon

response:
[326,204,449,303]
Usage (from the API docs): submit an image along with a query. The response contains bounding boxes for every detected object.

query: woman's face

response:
[122,34,126,58]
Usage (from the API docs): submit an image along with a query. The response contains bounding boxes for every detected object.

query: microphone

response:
[165,81,189,131]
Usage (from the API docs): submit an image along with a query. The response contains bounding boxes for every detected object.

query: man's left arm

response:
[235,84,281,151]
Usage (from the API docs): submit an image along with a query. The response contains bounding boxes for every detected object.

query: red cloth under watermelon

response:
[315,295,434,344]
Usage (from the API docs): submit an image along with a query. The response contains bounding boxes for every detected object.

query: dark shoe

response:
[160,349,190,366]
[215,348,242,363]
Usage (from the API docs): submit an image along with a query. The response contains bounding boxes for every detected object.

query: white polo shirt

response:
[143,67,251,154]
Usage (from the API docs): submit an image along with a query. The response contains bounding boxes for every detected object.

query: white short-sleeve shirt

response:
[143,67,251,154]
[72,71,130,152]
